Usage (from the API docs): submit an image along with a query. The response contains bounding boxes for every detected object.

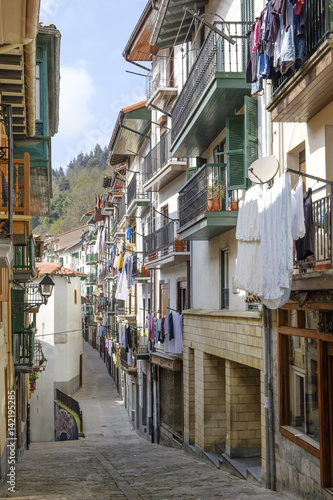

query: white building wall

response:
[30,275,83,442]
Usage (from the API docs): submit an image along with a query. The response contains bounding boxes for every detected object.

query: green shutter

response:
[12,289,25,332]
[226,115,245,190]
[244,96,258,181]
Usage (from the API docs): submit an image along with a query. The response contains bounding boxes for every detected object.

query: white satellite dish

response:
[248,157,279,184]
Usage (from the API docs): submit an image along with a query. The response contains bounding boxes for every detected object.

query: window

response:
[221,249,229,309]
[161,206,169,226]
[278,307,333,487]
[159,281,170,317]
[74,290,77,305]
[36,64,41,121]
[177,277,188,313]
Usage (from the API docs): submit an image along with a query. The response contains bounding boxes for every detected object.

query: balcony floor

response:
[145,251,190,270]
[171,73,250,158]
[144,159,187,192]
[267,39,333,122]
[178,211,238,240]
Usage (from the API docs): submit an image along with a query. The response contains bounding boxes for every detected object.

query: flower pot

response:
[207,198,222,212]
[231,201,238,211]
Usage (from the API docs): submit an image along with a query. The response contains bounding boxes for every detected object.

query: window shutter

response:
[11,288,25,332]
[226,115,246,190]
[244,96,258,183]
[0,268,9,301]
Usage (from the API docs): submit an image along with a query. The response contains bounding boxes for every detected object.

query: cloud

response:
[57,60,96,140]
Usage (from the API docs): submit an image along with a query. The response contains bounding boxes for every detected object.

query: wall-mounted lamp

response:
[11,274,55,315]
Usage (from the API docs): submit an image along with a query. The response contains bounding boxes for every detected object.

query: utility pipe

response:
[263,305,276,490]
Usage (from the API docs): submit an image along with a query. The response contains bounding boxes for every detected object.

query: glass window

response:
[36,64,41,121]
[221,249,229,309]
[287,336,319,442]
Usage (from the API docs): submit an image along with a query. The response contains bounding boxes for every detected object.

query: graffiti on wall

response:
[54,401,79,441]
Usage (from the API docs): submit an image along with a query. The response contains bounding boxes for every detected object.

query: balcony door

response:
[159,280,170,317]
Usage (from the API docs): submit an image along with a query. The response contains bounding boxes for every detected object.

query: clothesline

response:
[286,168,333,186]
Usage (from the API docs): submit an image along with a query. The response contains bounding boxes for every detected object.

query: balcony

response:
[118,195,126,223]
[101,195,114,216]
[13,327,34,373]
[143,220,190,269]
[120,347,137,374]
[143,131,187,192]
[13,234,36,282]
[171,24,251,157]
[178,163,238,240]
[87,272,97,285]
[146,55,178,106]
[267,0,333,122]
[127,174,150,217]
[86,253,97,265]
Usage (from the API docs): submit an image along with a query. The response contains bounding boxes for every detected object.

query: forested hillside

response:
[32,144,109,235]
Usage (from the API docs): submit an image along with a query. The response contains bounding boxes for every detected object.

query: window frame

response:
[278,304,333,487]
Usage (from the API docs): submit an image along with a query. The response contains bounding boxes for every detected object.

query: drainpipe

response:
[263,305,276,490]
[153,365,159,444]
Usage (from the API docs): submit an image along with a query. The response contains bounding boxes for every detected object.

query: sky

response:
[39,0,148,170]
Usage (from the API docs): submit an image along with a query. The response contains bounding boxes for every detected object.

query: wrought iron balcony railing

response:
[127,174,148,207]
[85,253,98,265]
[118,195,126,221]
[171,23,251,144]
[145,55,175,98]
[13,234,35,272]
[294,184,333,271]
[144,131,185,182]
[13,327,34,372]
[143,220,189,263]
[272,0,333,95]
[178,163,233,228]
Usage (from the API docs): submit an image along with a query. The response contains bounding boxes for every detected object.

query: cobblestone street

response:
[0,343,300,500]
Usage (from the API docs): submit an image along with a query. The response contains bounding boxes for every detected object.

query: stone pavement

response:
[0,342,301,500]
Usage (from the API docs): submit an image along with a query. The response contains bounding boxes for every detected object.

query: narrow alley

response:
[0,341,300,500]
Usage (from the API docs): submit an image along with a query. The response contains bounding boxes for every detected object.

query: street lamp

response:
[11,274,56,314]
[39,274,55,301]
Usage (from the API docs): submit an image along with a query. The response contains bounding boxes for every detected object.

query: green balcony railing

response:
[13,234,35,271]
[13,327,34,371]
[85,253,97,265]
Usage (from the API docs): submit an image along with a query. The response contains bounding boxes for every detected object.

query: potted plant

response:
[29,372,39,392]
[207,183,225,212]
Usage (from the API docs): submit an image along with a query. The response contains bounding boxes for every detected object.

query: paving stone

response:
[0,342,301,500]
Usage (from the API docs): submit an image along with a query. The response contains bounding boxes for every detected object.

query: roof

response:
[150,0,209,50]
[108,100,150,166]
[36,262,87,277]
[122,1,159,62]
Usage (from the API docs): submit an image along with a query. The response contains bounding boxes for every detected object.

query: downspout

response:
[263,305,276,490]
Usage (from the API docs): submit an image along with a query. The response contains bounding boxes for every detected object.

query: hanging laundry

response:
[234,172,305,309]
[295,188,315,261]
[115,253,129,301]
[126,224,133,241]
[117,250,124,272]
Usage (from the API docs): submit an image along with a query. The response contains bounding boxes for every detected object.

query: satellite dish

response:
[248,157,279,184]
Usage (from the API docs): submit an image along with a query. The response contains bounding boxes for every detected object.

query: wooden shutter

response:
[11,288,25,332]
[0,268,9,301]
[244,96,258,180]
[227,115,245,190]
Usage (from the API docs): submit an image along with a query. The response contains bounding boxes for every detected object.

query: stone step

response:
[203,450,223,468]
